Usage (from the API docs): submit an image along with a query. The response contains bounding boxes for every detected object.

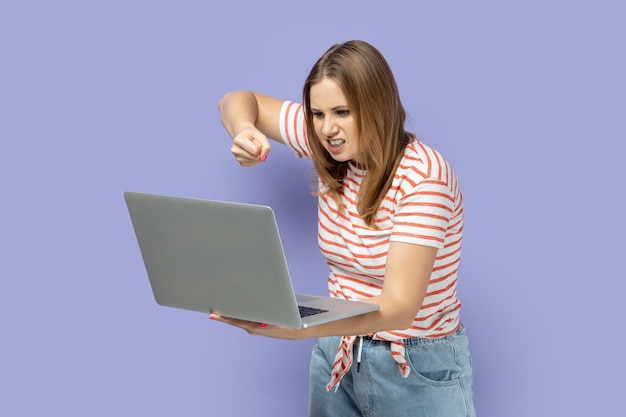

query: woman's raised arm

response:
[218,91,286,166]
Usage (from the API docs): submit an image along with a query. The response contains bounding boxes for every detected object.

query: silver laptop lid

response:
[124,191,304,328]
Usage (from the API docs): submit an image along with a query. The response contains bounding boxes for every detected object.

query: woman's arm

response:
[210,241,437,339]
[218,91,286,166]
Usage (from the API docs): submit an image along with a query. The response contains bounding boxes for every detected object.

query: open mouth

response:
[328,139,345,147]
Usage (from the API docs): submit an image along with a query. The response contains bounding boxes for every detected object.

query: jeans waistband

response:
[363,323,463,347]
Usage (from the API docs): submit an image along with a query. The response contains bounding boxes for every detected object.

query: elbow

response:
[369,292,423,332]
[381,300,420,331]
[217,91,234,111]
[376,310,417,332]
[217,90,252,110]
[396,315,416,331]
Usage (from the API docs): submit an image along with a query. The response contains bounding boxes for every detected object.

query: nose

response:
[321,116,338,137]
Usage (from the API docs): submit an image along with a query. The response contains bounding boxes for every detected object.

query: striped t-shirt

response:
[279,101,464,391]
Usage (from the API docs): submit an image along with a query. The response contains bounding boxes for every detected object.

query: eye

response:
[312,111,324,120]
[336,109,350,117]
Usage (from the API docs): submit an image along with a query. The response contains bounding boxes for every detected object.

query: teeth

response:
[329,139,345,146]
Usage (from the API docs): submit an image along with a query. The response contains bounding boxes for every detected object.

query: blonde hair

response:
[303,40,411,228]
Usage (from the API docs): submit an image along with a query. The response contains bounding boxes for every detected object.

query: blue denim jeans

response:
[308,325,475,417]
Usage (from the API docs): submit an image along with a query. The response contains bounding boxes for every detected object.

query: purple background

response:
[1,1,624,416]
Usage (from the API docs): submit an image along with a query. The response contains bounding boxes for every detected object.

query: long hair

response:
[303,40,411,228]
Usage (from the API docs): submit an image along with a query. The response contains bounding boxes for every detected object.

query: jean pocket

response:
[404,340,463,387]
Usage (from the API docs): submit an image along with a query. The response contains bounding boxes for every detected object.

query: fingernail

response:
[260,323,268,328]
[209,315,215,320]
[261,154,267,162]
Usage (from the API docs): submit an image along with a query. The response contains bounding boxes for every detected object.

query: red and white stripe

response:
[279,102,464,391]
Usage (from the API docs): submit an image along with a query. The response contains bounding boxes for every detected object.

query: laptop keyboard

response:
[298,305,329,318]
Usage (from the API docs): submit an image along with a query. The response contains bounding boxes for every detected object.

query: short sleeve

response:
[279,101,311,158]
[390,179,455,249]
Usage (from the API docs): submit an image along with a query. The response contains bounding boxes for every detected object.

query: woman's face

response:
[309,78,363,164]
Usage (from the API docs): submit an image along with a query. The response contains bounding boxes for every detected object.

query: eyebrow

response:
[309,105,349,112]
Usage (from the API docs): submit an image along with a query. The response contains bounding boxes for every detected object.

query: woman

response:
[214,40,475,417]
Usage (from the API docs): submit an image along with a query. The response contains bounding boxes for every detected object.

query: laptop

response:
[124,191,378,328]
